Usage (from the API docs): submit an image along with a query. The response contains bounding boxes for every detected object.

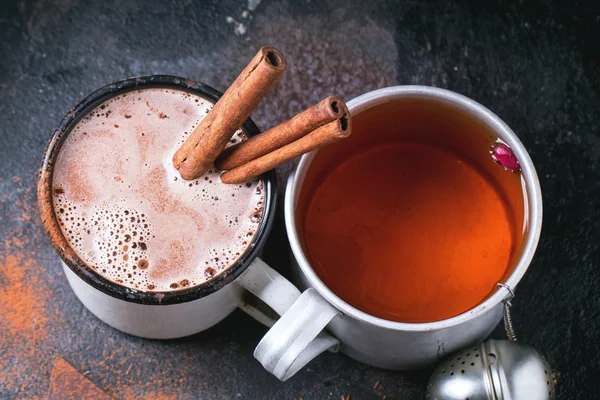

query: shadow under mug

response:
[253,86,543,381]
[37,76,339,377]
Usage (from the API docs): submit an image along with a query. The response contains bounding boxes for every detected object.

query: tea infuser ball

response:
[426,284,557,400]
[426,339,556,400]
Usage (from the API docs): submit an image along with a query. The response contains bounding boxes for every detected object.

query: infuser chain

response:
[497,282,517,341]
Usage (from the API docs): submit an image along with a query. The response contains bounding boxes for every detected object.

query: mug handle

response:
[235,258,340,381]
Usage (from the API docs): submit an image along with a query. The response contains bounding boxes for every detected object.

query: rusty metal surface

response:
[1,0,598,398]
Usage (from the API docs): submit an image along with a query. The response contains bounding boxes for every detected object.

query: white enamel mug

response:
[253,86,543,380]
[38,76,339,376]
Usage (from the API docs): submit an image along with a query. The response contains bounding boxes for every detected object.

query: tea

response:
[296,97,526,323]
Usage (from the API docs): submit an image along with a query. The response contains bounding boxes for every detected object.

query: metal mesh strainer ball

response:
[426,345,490,400]
[426,284,557,400]
[426,339,557,400]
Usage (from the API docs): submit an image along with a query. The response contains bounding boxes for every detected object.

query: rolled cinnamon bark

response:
[173,46,287,180]
[221,114,352,184]
[215,96,346,170]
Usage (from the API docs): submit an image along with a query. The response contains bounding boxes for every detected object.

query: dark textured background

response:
[1,0,599,398]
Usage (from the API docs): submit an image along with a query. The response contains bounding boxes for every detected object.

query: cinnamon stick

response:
[173,46,287,180]
[221,114,352,184]
[215,96,345,170]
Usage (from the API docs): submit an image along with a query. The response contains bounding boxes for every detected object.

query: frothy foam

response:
[52,88,265,291]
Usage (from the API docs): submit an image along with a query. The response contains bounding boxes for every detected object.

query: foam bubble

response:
[53,88,265,291]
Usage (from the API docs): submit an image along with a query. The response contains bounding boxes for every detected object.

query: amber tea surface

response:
[297,98,526,323]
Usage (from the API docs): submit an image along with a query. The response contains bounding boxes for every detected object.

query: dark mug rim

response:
[37,75,277,306]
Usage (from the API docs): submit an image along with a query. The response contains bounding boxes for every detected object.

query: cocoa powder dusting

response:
[47,357,112,400]
[0,244,50,337]
[0,184,56,398]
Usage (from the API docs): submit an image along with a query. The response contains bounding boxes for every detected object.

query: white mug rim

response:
[285,85,543,332]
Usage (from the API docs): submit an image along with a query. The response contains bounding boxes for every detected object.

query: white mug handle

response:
[236,258,340,380]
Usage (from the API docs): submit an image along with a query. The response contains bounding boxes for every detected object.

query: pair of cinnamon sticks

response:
[173,47,351,184]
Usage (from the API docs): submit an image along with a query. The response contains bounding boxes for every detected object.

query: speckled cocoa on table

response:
[0,0,598,399]
[47,357,113,400]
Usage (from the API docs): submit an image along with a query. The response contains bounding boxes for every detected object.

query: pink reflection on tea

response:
[491,143,520,172]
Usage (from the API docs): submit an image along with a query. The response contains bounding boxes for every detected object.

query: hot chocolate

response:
[52,88,265,292]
